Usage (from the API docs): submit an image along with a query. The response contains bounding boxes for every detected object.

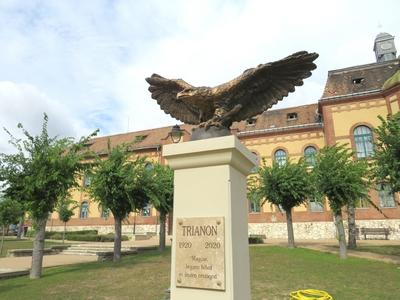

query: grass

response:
[355,245,400,257]
[250,246,400,300]
[0,238,66,257]
[0,249,170,300]
[0,246,399,299]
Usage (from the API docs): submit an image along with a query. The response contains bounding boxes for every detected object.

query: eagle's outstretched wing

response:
[145,74,203,124]
[212,51,319,123]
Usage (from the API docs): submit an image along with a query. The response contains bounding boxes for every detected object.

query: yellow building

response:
[48,33,400,240]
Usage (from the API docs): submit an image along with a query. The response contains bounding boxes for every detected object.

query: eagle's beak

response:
[177,88,193,99]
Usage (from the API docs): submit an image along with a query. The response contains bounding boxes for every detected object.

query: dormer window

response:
[287,112,297,121]
[246,117,257,126]
[352,78,365,84]
[134,135,147,143]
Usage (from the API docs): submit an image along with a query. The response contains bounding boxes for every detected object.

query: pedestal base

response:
[163,136,257,300]
[190,126,231,141]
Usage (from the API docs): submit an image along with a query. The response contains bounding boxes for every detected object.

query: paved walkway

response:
[1,237,399,279]
[0,236,165,277]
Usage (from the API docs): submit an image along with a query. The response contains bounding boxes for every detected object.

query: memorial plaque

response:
[175,217,225,291]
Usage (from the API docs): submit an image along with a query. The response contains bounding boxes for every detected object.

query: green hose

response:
[290,289,333,300]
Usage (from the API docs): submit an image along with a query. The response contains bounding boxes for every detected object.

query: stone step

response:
[61,245,138,256]
[71,243,134,248]
[67,246,135,251]
[61,250,98,256]
[62,248,138,257]
[64,249,134,254]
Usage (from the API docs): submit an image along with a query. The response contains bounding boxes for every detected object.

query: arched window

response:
[101,208,110,219]
[83,173,92,187]
[274,149,287,166]
[304,146,317,166]
[377,184,396,208]
[80,202,89,219]
[141,204,152,216]
[250,151,260,173]
[354,125,374,158]
[145,162,154,171]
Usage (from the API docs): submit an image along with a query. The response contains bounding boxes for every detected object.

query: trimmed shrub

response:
[27,230,128,242]
[67,234,100,241]
[64,230,98,235]
[248,236,264,244]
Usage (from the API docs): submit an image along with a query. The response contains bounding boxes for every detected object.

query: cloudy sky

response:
[0,0,399,153]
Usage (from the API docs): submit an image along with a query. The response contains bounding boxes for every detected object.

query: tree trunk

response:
[347,204,357,249]
[114,217,122,262]
[30,218,47,279]
[17,218,24,239]
[159,213,166,252]
[133,215,136,235]
[0,226,5,256]
[285,209,296,248]
[63,222,66,244]
[334,210,347,259]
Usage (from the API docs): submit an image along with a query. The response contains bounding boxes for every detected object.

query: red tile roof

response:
[321,59,399,100]
[86,104,321,154]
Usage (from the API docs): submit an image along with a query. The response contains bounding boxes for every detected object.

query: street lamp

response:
[170,125,183,143]
[162,124,191,144]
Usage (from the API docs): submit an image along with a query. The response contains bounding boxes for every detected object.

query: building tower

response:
[373,32,397,63]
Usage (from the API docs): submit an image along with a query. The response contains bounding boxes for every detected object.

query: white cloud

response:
[0,81,91,154]
[0,0,399,149]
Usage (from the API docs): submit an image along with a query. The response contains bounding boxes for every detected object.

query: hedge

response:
[248,236,264,244]
[25,230,128,242]
[26,229,98,238]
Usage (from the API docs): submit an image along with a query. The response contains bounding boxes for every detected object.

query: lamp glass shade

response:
[170,125,183,143]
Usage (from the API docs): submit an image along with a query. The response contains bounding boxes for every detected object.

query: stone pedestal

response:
[163,135,257,300]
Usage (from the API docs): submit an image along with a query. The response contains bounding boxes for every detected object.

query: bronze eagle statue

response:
[146,51,318,138]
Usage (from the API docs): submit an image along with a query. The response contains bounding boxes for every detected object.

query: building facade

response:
[48,33,400,240]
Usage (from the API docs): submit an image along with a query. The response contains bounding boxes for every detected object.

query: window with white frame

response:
[141,204,152,216]
[250,152,260,173]
[83,173,92,187]
[101,208,110,219]
[377,184,396,208]
[80,201,89,219]
[354,125,374,158]
[304,146,317,166]
[309,198,324,212]
[249,200,261,213]
[274,149,287,166]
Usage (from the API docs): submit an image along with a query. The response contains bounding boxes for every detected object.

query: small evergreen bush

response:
[248,236,264,244]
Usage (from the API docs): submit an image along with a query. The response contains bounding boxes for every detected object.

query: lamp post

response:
[170,125,184,143]
[163,125,190,144]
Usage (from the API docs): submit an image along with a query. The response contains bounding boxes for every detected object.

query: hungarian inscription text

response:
[175,217,225,291]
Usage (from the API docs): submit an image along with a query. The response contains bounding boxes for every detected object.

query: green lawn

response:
[355,245,400,257]
[0,238,66,257]
[0,246,399,300]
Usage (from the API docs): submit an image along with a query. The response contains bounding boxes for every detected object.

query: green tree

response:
[147,163,173,252]
[373,112,400,193]
[0,114,96,278]
[253,159,315,248]
[56,198,78,243]
[88,141,150,262]
[314,144,370,258]
[0,198,24,254]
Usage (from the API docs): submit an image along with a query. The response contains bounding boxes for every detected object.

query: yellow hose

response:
[290,289,333,300]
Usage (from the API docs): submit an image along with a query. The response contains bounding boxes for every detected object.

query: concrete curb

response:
[0,268,30,280]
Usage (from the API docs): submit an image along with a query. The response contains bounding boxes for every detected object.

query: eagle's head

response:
[177,88,199,100]
[177,87,211,103]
